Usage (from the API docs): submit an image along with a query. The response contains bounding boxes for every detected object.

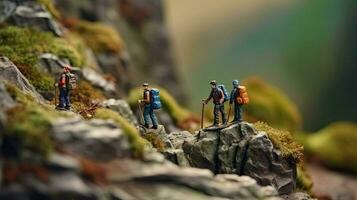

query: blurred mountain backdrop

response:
[165,0,356,131]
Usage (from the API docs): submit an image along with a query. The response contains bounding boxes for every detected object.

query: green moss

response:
[4,84,64,158]
[70,81,106,112]
[254,122,304,163]
[37,0,61,19]
[306,122,357,174]
[296,164,313,192]
[0,26,84,91]
[244,77,302,132]
[94,108,146,157]
[73,20,124,54]
[142,133,166,152]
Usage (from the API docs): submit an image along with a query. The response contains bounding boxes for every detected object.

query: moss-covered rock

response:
[0,26,84,91]
[37,0,62,20]
[71,20,124,54]
[3,84,64,158]
[94,108,146,157]
[296,165,313,192]
[254,122,304,163]
[128,86,200,131]
[303,122,357,174]
[70,81,106,108]
[244,77,302,132]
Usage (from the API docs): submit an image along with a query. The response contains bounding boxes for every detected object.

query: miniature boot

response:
[152,125,158,129]
[144,124,150,129]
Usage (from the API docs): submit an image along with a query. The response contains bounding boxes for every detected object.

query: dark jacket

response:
[230,87,240,104]
[206,87,224,105]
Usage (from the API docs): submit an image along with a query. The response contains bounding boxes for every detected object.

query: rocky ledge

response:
[147,123,298,195]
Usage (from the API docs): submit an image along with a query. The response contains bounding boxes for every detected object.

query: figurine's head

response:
[232,80,239,87]
[64,65,71,73]
[142,83,149,90]
[210,80,217,88]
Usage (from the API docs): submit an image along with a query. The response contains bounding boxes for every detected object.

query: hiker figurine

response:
[55,66,77,110]
[202,80,228,127]
[229,80,249,123]
[138,83,162,129]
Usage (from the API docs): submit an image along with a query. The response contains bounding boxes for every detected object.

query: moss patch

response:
[254,122,304,163]
[244,77,302,132]
[142,133,166,152]
[37,0,62,20]
[72,20,124,54]
[4,84,63,158]
[94,108,145,157]
[70,81,106,108]
[0,26,84,91]
[296,164,313,192]
[306,122,357,174]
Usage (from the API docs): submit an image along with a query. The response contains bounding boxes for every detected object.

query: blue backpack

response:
[218,84,230,102]
[150,88,162,109]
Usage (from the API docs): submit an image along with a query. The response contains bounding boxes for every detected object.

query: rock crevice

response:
[180,122,297,195]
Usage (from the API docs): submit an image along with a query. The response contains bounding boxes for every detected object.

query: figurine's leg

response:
[220,104,227,124]
[233,103,238,122]
[149,108,158,128]
[59,88,65,108]
[65,90,71,109]
[213,104,219,126]
[237,104,243,122]
[143,105,151,128]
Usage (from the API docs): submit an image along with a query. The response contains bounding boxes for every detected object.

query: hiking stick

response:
[227,103,232,122]
[137,100,144,125]
[201,100,205,129]
[54,83,58,107]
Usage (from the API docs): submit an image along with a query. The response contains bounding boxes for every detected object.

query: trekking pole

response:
[201,100,205,129]
[227,103,232,122]
[137,100,144,125]
[54,83,58,107]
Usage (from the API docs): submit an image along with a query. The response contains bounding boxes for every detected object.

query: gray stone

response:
[82,68,116,94]
[102,99,138,126]
[167,130,194,149]
[46,153,81,172]
[0,81,16,124]
[0,56,44,101]
[10,1,62,36]
[218,124,243,174]
[107,158,280,200]
[183,130,219,172]
[52,117,131,160]
[245,133,296,195]
[162,149,190,167]
[182,122,297,195]
[284,192,313,200]
[23,172,94,199]
[0,0,16,23]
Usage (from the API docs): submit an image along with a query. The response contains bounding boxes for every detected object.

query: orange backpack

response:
[236,86,249,104]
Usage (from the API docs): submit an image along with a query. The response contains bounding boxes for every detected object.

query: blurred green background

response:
[165,0,356,131]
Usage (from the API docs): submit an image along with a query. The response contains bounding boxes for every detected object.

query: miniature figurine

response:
[229,80,249,122]
[202,80,227,127]
[55,66,77,110]
[138,83,161,129]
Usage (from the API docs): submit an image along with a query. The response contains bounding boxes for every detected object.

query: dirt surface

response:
[306,163,357,200]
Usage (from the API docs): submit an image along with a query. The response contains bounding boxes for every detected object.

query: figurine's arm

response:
[229,89,235,104]
[204,90,213,104]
